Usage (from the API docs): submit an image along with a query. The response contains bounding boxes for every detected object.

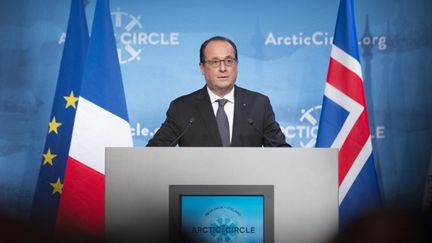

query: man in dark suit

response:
[147,36,290,147]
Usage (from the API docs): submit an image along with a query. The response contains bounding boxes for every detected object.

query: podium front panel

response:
[105,147,338,243]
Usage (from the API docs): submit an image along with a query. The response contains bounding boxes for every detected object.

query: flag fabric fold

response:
[30,0,89,233]
[54,0,133,236]
[316,0,381,227]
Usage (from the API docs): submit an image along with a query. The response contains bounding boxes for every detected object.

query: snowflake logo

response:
[210,216,238,242]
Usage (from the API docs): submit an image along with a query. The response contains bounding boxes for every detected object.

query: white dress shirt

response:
[207,87,235,143]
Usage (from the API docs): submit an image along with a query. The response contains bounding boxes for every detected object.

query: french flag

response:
[55,0,132,235]
[316,0,380,227]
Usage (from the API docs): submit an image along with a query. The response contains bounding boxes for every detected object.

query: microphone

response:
[169,117,195,147]
[247,118,277,147]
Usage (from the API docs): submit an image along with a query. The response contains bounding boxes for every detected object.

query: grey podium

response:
[105,147,338,243]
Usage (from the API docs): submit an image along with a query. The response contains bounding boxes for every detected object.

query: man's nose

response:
[218,61,227,71]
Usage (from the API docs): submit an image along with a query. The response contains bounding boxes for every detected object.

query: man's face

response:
[199,40,238,97]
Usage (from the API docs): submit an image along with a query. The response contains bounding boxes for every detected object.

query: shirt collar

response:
[207,86,235,104]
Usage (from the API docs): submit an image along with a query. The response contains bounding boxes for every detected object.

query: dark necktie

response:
[216,99,230,147]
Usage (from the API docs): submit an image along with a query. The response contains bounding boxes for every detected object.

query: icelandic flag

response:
[30,0,89,233]
[316,0,381,227]
[55,0,133,235]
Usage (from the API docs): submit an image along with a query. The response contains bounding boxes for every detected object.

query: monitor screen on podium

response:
[169,185,274,243]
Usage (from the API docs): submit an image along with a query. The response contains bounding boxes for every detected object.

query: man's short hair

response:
[199,36,238,64]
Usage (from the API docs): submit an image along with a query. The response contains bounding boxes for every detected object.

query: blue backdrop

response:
[0,0,431,220]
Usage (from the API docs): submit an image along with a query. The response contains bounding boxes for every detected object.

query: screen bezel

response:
[169,185,274,243]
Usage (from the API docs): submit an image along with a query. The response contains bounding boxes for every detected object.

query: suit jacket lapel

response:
[195,86,222,146]
[231,86,248,146]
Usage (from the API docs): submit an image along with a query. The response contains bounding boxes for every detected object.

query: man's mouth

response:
[218,76,229,79]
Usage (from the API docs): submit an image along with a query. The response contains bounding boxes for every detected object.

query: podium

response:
[105,148,338,243]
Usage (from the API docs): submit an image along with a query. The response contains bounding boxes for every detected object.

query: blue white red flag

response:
[30,0,89,233]
[316,0,380,227]
[55,0,133,236]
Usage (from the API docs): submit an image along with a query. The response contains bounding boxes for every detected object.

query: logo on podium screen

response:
[182,197,263,243]
[209,215,238,242]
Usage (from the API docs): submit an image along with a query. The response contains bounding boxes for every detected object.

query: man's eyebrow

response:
[209,56,235,60]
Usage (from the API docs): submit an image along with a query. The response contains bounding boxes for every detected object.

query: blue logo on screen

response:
[210,216,238,241]
[181,196,263,243]
[190,214,257,242]
[208,216,256,242]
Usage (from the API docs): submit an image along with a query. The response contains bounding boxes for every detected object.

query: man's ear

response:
[199,63,205,75]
